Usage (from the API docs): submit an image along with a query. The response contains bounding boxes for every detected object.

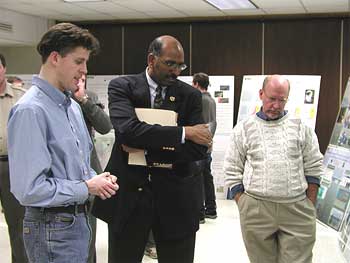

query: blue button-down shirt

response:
[7,76,95,207]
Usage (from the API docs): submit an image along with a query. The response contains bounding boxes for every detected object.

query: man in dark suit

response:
[92,35,212,263]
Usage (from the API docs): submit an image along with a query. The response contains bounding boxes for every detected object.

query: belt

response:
[29,203,90,214]
[0,155,8,161]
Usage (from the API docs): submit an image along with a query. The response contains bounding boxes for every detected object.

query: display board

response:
[316,77,350,262]
[178,75,234,199]
[238,75,321,129]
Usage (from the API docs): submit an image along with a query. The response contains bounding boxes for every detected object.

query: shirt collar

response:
[145,68,166,92]
[0,82,14,97]
[256,107,287,121]
[32,75,71,108]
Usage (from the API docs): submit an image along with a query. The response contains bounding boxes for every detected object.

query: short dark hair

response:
[148,37,163,57]
[0,53,6,67]
[37,22,100,63]
[193,72,209,90]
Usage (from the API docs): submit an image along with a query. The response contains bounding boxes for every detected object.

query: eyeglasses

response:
[263,89,288,105]
[157,57,187,71]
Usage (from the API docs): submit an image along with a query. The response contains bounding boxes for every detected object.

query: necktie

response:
[153,86,163,109]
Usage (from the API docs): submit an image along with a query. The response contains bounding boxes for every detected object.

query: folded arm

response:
[108,78,209,163]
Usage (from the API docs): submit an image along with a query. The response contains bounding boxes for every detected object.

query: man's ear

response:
[48,51,60,66]
[147,53,156,69]
[259,89,263,100]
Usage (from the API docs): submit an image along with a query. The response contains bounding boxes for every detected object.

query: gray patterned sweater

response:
[224,113,324,203]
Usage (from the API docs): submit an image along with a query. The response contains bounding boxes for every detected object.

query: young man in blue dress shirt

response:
[7,23,119,263]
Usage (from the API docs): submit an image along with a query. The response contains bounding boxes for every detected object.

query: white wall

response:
[0,8,50,46]
[0,46,41,74]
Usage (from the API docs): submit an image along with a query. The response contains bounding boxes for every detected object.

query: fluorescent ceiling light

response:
[205,0,256,10]
[63,0,106,3]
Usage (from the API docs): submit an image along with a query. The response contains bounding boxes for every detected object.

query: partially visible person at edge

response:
[92,35,212,263]
[73,74,113,263]
[7,76,25,89]
[192,72,217,224]
[0,54,28,263]
[224,74,323,263]
[7,22,118,263]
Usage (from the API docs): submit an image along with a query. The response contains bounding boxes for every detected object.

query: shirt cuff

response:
[181,127,185,144]
[74,181,90,204]
[227,184,244,199]
[306,176,320,186]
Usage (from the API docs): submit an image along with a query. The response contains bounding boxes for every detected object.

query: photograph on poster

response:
[304,89,315,104]
[337,189,350,202]
[214,91,223,97]
[220,85,230,90]
[329,207,344,229]
[218,97,229,103]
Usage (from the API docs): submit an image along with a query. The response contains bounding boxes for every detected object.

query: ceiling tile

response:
[223,9,265,16]
[302,0,348,6]
[157,0,216,10]
[74,1,134,13]
[252,0,303,8]
[262,7,306,15]
[111,0,176,12]
[305,4,349,13]
[182,9,225,17]
[108,12,151,19]
[144,10,187,18]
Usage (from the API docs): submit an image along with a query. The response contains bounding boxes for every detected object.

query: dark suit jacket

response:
[92,72,207,240]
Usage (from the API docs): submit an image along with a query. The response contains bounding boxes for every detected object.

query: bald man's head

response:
[259,75,290,120]
[147,35,186,86]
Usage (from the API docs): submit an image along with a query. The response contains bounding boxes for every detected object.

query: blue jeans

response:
[23,207,91,263]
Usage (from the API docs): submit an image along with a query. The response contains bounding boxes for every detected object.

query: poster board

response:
[238,75,321,129]
[316,77,350,262]
[178,75,234,199]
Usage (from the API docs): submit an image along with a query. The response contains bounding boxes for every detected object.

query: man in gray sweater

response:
[193,73,217,223]
[224,75,323,263]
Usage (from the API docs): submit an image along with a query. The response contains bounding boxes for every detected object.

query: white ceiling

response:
[0,0,348,22]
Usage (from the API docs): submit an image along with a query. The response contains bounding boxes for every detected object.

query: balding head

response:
[148,35,183,57]
[259,75,290,120]
[147,35,186,86]
[262,75,290,93]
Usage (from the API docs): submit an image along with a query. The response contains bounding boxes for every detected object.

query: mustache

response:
[167,73,178,80]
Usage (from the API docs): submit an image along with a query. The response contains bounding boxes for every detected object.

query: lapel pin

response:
[170,96,175,102]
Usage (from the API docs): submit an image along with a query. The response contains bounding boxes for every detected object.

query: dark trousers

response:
[199,154,217,217]
[0,159,28,263]
[108,185,196,263]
